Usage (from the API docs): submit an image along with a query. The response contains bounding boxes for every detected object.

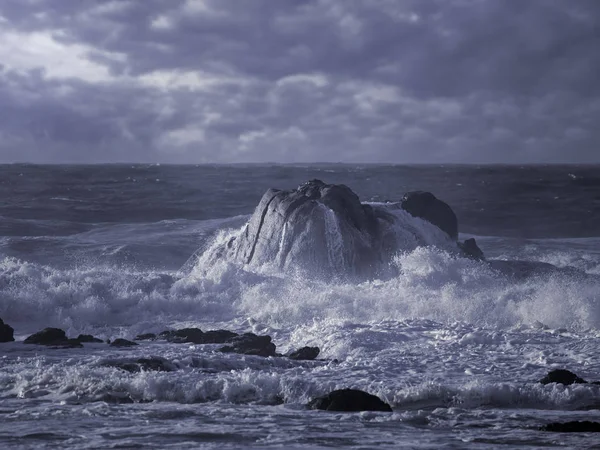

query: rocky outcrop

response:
[219,333,277,357]
[201,180,466,280]
[287,346,320,361]
[308,389,392,412]
[0,318,15,342]
[24,328,82,348]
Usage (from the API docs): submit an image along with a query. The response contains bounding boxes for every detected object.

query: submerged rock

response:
[0,318,15,342]
[101,357,175,373]
[541,421,600,432]
[287,346,320,361]
[134,333,157,341]
[401,191,458,240]
[110,338,138,347]
[540,369,588,385]
[219,333,277,357]
[308,389,392,412]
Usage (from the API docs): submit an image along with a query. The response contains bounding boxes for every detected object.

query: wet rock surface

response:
[110,338,138,347]
[101,357,175,373]
[308,389,392,412]
[287,346,320,361]
[540,369,590,385]
[0,318,15,342]
[219,333,277,357]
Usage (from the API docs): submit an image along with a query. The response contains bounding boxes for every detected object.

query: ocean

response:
[1,164,600,449]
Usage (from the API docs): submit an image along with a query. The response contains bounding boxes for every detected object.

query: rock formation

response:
[202,180,473,280]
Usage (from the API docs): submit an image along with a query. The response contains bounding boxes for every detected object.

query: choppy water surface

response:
[1,164,600,449]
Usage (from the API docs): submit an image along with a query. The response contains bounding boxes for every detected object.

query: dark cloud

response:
[0,0,599,163]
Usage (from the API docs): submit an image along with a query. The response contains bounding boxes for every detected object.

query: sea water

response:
[1,164,600,449]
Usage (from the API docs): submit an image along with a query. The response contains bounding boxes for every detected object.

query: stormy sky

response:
[0,0,599,164]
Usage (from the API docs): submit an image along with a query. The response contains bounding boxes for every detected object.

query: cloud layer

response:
[1,0,599,163]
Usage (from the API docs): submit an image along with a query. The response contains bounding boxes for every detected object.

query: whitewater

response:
[1,164,600,449]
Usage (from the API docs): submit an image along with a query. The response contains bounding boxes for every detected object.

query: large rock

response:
[201,180,462,279]
[308,389,392,412]
[401,191,458,240]
[0,318,15,342]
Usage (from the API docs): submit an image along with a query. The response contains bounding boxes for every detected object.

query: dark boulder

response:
[288,346,320,361]
[110,338,138,347]
[219,333,277,357]
[97,393,135,404]
[159,328,204,344]
[0,318,15,342]
[540,369,588,385]
[401,191,458,240]
[541,421,600,432]
[24,328,82,347]
[101,357,175,373]
[308,389,392,412]
[76,334,103,343]
[158,328,240,344]
[134,333,157,341]
[201,329,239,344]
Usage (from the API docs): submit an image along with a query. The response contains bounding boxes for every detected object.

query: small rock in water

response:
[76,334,104,343]
[539,369,587,385]
[110,338,138,347]
[24,327,66,345]
[219,333,276,357]
[23,327,82,347]
[97,393,135,404]
[541,421,600,432]
[134,333,157,341]
[201,329,239,343]
[287,346,320,360]
[101,357,175,373]
[159,328,204,344]
[0,318,15,342]
[308,389,392,412]
[459,238,485,260]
